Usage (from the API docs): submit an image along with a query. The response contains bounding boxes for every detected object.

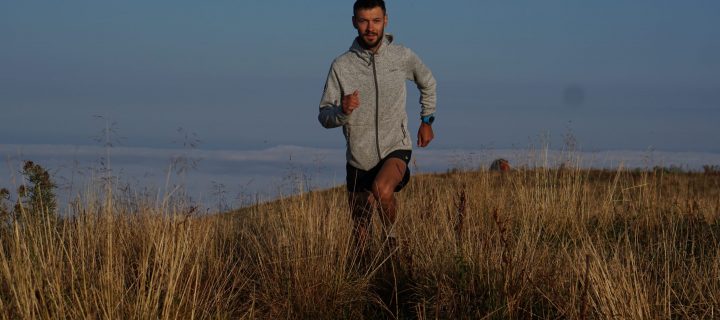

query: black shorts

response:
[346,150,412,193]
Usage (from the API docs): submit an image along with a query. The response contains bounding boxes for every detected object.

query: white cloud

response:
[2,144,719,211]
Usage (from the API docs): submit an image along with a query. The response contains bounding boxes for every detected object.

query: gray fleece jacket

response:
[318,34,437,171]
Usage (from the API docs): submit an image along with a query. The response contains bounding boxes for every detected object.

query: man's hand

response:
[417,123,434,147]
[341,90,360,115]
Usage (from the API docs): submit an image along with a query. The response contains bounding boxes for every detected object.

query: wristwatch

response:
[421,114,435,125]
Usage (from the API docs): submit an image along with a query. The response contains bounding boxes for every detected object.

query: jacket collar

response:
[350,34,394,65]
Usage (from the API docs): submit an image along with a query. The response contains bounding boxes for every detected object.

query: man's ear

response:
[352,16,358,29]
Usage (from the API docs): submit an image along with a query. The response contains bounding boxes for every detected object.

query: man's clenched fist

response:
[341,90,360,115]
[417,123,434,147]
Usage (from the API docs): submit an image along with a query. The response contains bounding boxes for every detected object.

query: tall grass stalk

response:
[2,162,720,318]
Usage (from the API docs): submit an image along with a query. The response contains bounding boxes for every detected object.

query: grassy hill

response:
[2,166,720,318]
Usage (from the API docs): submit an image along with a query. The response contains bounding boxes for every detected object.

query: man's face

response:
[353,7,387,50]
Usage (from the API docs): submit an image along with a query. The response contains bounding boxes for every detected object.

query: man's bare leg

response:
[348,190,375,256]
[371,158,407,242]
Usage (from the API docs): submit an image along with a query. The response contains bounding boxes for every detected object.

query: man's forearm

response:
[318,105,349,128]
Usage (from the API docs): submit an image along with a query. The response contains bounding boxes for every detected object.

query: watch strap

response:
[421,114,435,125]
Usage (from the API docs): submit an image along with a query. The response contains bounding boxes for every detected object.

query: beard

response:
[357,29,384,50]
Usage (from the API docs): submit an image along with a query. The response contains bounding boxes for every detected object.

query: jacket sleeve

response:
[318,63,349,128]
[407,50,437,117]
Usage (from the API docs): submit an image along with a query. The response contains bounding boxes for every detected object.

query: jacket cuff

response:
[336,106,349,122]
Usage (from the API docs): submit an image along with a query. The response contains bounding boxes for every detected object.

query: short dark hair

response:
[353,0,386,16]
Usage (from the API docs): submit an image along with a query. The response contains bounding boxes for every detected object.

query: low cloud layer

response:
[2,144,719,211]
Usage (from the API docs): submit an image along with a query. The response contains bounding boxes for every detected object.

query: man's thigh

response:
[373,158,407,193]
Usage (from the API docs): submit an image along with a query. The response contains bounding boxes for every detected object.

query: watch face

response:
[422,115,435,124]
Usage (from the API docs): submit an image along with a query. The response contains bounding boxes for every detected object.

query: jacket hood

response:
[350,34,394,64]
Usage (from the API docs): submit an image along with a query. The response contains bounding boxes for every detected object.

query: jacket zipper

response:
[371,53,381,162]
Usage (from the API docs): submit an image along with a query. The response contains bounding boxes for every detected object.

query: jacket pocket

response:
[400,121,412,147]
[346,123,375,168]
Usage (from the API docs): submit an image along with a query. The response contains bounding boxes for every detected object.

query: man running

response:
[318,0,437,254]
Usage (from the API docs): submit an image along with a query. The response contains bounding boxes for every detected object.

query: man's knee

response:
[348,191,373,205]
[371,182,395,204]
[349,191,374,219]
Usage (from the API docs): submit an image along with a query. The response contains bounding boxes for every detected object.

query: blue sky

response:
[2,0,719,152]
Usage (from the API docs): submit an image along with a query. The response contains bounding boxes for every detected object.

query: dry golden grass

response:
[2,164,720,319]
